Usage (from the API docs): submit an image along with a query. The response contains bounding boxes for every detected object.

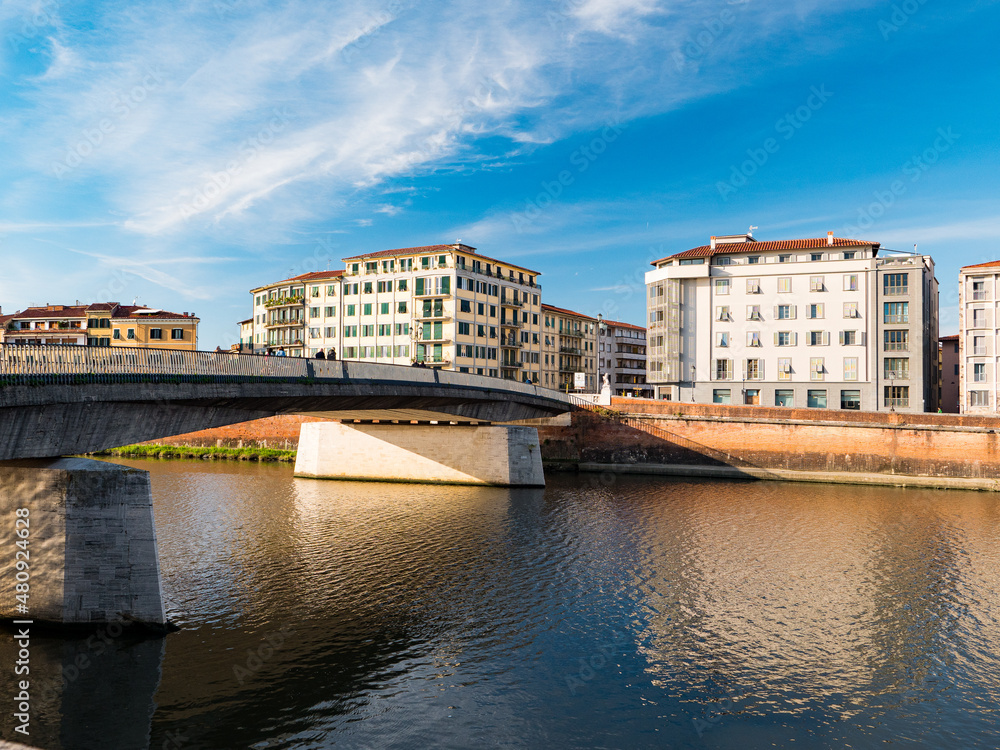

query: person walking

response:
[315,349,326,360]
[328,348,336,360]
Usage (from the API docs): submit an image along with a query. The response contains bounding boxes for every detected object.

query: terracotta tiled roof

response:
[9,305,90,319]
[113,306,197,321]
[651,237,880,265]
[343,243,542,276]
[961,260,1000,270]
[602,319,645,332]
[238,317,253,325]
[5,302,196,321]
[290,270,344,281]
[940,334,960,341]
[542,303,597,322]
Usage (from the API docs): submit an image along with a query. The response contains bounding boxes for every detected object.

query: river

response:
[4,459,1000,749]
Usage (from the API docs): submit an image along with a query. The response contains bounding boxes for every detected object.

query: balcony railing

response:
[973,291,988,300]
[559,329,583,338]
[500,297,523,308]
[499,318,522,328]
[264,296,304,308]
[974,347,989,355]
[559,346,582,355]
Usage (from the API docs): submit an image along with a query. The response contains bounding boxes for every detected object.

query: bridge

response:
[0,345,577,629]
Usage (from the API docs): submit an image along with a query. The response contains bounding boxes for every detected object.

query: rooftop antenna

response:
[748,225,758,238]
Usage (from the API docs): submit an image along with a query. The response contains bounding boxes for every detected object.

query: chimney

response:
[827,231,834,246]
[710,236,717,250]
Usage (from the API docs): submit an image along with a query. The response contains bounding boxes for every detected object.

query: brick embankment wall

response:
[536,398,1000,480]
[142,415,330,451]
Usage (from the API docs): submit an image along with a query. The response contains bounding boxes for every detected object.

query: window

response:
[394,323,409,335]
[344,325,358,337]
[715,279,730,295]
[974,363,988,382]
[884,358,909,380]
[398,279,408,291]
[811,252,823,261]
[325,326,336,337]
[885,385,909,408]
[972,278,988,300]
[810,357,824,380]
[844,357,858,381]
[840,390,861,410]
[347,304,356,316]
[970,390,990,407]
[840,330,858,346]
[377,281,392,293]
[884,330,908,351]
[715,358,733,380]
[380,303,390,315]
[778,277,792,293]
[775,389,794,407]
[747,331,761,347]
[776,304,795,320]
[883,273,908,296]
[973,335,987,355]
[716,306,731,322]
[745,359,762,380]
[807,390,827,408]
[777,357,792,380]
[746,305,762,321]
[458,322,471,336]
[715,257,732,265]
[679,258,705,265]
[973,309,987,328]
[843,302,858,318]
[808,331,829,346]
[775,331,796,346]
[396,302,407,314]
[171,329,183,340]
[844,274,858,291]
[460,299,472,313]
[149,328,162,340]
[884,302,909,324]
[744,389,760,405]
[324,306,335,317]
[810,276,825,292]
[113,329,121,339]
[716,332,730,348]
[713,389,732,404]
[361,325,375,337]
[747,256,760,264]
[363,282,373,294]
[807,303,824,319]
[746,278,761,294]
[843,251,856,260]
[778,254,792,263]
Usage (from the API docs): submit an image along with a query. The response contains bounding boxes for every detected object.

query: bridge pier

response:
[294,422,545,487]
[0,458,166,628]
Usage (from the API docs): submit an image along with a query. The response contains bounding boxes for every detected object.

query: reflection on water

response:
[5,459,1000,749]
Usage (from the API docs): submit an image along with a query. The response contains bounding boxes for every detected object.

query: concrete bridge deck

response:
[0,345,576,460]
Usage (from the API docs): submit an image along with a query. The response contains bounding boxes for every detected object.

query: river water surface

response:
[6,459,1000,749]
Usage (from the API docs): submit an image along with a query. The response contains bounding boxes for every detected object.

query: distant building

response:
[1,302,199,350]
[597,318,652,397]
[540,304,598,391]
[645,232,939,412]
[248,271,344,357]
[939,334,960,413]
[958,260,1000,413]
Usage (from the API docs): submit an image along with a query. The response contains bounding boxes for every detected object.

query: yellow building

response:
[1,302,199,350]
[540,304,598,391]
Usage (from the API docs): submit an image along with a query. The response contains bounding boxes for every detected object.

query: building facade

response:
[248,270,344,357]
[539,304,598,391]
[958,261,1000,413]
[645,232,939,412]
[939,334,960,413]
[1,303,199,350]
[597,318,652,397]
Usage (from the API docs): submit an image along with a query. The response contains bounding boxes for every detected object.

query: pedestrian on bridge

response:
[315,349,326,360]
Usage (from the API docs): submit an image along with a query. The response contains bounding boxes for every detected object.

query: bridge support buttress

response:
[0,458,166,627]
[294,422,545,487]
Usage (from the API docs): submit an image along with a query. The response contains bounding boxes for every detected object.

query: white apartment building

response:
[645,232,939,412]
[959,260,1000,413]
[248,271,344,356]
[597,318,652,398]
[540,304,598,391]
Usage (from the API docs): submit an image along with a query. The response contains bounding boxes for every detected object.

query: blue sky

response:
[1,0,997,346]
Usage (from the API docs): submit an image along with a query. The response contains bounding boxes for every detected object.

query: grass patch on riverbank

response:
[92,444,297,462]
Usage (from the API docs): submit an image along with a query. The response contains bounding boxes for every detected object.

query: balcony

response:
[560,346,582,355]
[500,361,523,369]
[499,318,522,328]
[265,319,304,328]
[500,297,523,308]
[560,329,584,339]
[264,296,304,308]
[499,337,520,348]
[413,313,452,322]
[972,291,988,301]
